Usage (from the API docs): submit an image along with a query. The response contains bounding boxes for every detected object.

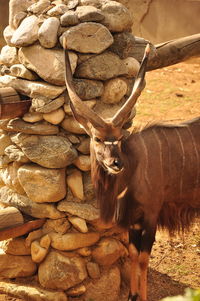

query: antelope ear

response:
[70,101,93,136]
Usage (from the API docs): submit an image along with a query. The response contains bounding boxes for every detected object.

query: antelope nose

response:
[113,158,122,169]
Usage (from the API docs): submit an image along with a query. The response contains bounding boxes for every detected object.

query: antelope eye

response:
[94,137,101,143]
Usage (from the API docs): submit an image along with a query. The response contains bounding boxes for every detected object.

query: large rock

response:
[27,0,51,14]
[19,45,78,86]
[0,250,36,278]
[101,77,128,104]
[92,237,127,265]
[9,0,36,29]
[11,15,40,47]
[0,186,64,219]
[73,78,104,99]
[57,201,100,221]
[0,75,66,98]
[101,1,133,32]
[60,22,114,54]
[0,162,25,194]
[49,232,100,251]
[5,118,59,135]
[18,164,66,203]
[38,251,87,290]
[0,281,68,301]
[75,51,127,80]
[11,133,78,168]
[85,266,121,301]
[76,5,105,22]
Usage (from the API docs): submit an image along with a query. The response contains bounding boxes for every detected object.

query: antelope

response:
[64,42,200,301]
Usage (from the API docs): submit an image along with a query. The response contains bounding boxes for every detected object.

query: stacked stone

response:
[0,0,154,300]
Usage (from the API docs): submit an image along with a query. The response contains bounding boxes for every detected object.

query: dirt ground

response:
[0,60,199,300]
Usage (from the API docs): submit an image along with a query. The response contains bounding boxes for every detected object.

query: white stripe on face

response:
[104,141,119,145]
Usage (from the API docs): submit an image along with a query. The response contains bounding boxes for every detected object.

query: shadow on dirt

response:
[148,268,187,301]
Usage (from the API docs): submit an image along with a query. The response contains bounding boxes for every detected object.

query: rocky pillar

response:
[0,0,154,300]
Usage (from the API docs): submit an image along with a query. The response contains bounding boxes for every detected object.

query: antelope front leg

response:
[128,226,143,301]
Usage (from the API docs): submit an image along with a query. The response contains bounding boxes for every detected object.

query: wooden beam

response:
[147,33,200,71]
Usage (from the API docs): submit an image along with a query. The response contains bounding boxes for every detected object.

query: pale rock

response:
[68,216,88,233]
[108,32,136,59]
[11,15,40,47]
[0,186,64,219]
[61,117,86,134]
[0,162,25,194]
[13,11,27,28]
[85,266,121,301]
[0,238,31,255]
[43,108,65,125]
[60,11,79,26]
[101,1,133,32]
[4,145,30,163]
[77,247,91,257]
[31,240,49,263]
[57,201,100,221]
[10,64,38,80]
[73,78,104,99]
[0,75,66,99]
[19,45,77,85]
[94,99,130,120]
[77,136,90,154]
[11,133,78,168]
[26,229,45,247]
[28,0,51,14]
[76,5,105,22]
[47,4,69,16]
[23,112,43,123]
[0,250,36,278]
[43,218,70,234]
[75,51,127,80]
[64,100,96,116]
[38,17,60,48]
[66,0,79,9]
[33,95,65,113]
[86,261,100,279]
[66,284,86,296]
[73,155,91,171]
[67,169,84,201]
[101,77,128,104]
[0,134,12,155]
[9,0,36,29]
[83,171,95,201]
[0,45,19,66]
[40,234,51,249]
[3,26,15,46]
[0,281,68,301]
[79,0,101,8]
[123,57,140,77]
[92,237,127,266]
[18,164,66,203]
[60,22,113,54]
[0,155,13,168]
[6,118,59,135]
[49,232,100,251]
[38,251,87,289]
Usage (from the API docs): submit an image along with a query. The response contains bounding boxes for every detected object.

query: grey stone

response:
[101,1,133,32]
[38,251,87,289]
[11,133,78,168]
[60,11,79,26]
[76,5,105,22]
[32,95,65,113]
[73,78,104,99]
[57,201,100,221]
[75,51,127,80]
[18,164,66,203]
[0,75,66,98]
[5,118,59,135]
[38,17,60,48]
[19,45,78,86]
[0,186,64,219]
[60,22,113,54]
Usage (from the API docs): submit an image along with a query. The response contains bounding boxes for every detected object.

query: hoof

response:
[128,293,138,301]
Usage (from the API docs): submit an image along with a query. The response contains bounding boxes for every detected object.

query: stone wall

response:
[0,0,154,300]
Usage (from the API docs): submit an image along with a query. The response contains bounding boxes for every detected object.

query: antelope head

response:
[64,41,150,175]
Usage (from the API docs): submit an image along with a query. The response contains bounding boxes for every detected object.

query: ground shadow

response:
[148,268,188,301]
